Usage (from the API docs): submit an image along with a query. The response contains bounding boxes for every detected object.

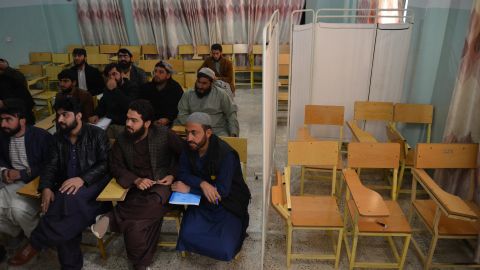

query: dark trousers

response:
[30,179,110,270]
[108,189,169,269]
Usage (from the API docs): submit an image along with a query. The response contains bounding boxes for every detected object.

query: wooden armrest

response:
[171,125,185,135]
[34,114,56,130]
[16,177,41,199]
[96,178,129,202]
[412,168,477,220]
[342,169,389,217]
[346,120,377,143]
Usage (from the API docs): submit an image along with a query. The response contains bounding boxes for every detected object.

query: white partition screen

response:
[261,10,279,269]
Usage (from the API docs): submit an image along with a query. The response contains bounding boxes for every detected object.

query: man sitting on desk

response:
[176,67,239,137]
[172,112,251,261]
[91,99,183,270]
[0,99,52,262]
[9,97,111,269]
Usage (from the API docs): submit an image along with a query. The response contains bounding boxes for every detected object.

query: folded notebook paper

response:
[169,191,201,206]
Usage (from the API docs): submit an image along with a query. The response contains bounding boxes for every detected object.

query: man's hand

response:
[106,78,117,91]
[0,100,4,108]
[41,188,55,214]
[88,115,99,124]
[134,178,155,190]
[171,181,191,193]
[156,175,174,186]
[2,169,21,184]
[59,177,84,195]
[200,181,221,204]
[155,118,170,126]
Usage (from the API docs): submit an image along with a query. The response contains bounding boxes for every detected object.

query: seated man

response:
[172,112,251,261]
[117,48,147,88]
[91,99,183,270]
[176,68,239,137]
[140,61,184,127]
[9,97,111,269]
[0,99,52,262]
[56,69,94,121]
[70,48,105,96]
[89,63,140,140]
[0,59,36,125]
[200,44,235,94]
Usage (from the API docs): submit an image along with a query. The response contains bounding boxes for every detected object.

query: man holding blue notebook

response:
[172,112,251,261]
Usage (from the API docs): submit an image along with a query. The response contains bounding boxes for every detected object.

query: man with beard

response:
[90,99,183,270]
[89,63,140,140]
[140,61,183,127]
[0,59,36,125]
[9,97,111,269]
[199,44,235,94]
[172,112,250,261]
[117,48,147,88]
[0,99,52,263]
[55,69,94,121]
[69,48,104,96]
[176,67,239,137]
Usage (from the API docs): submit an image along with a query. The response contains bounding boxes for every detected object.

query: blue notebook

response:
[169,192,201,206]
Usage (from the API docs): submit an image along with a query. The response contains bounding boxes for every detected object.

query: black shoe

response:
[0,245,6,263]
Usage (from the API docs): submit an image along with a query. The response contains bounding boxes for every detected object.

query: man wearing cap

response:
[0,99,52,262]
[117,48,147,87]
[172,112,251,261]
[140,61,184,127]
[91,99,183,270]
[0,58,36,125]
[9,97,111,269]
[200,43,235,94]
[70,48,104,96]
[56,69,94,121]
[176,67,239,137]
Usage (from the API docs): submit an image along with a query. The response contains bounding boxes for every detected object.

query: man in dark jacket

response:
[0,99,52,262]
[173,112,250,261]
[70,48,104,96]
[9,97,111,269]
[0,59,36,125]
[91,99,184,270]
[140,60,183,127]
[117,48,147,88]
[89,63,140,140]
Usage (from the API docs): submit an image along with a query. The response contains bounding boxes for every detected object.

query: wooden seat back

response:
[288,141,338,167]
[354,101,394,122]
[84,45,99,54]
[30,52,52,63]
[100,44,120,54]
[304,105,344,126]
[348,142,400,169]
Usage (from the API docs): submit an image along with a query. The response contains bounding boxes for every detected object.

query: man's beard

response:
[153,76,167,88]
[194,87,211,98]
[61,86,73,94]
[118,61,132,72]
[58,120,78,135]
[187,135,207,151]
[125,126,146,142]
[1,124,21,137]
[74,59,85,68]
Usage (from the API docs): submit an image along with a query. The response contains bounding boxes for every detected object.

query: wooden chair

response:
[195,44,210,59]
[386,103,434,198]
[221,44,234,60]
[177,44,195,60]
[30,52,52,64]
[19,64,43,77]
[342,168,412,270]
[45,65,63,90]
[233,44,251,87]
[67,45,83,54]
[410,143,480,269]
[99,44,120,55]
[165,58,184,73]
[87,54,110,68]
[278,53,290,89]
[184,73,197,89]
[84,46,100,55]
[172,74,186,89]
[272,141,343,268]
[120,46,141,62]
[141,44,159,59]
[52,53,71,65]
[34,114,56,131]
[348,142,400,200]
[279,44,290,54]
[183,60,203,73]
[219,136,247,176]
[138,60,158,75]
[16,177,114,259]
[298,105,345,196]
[353,101,393,141]
[250,44,263,88]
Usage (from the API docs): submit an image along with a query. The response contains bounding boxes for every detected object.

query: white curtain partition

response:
[261,11,279,269]
[288,21,412,141]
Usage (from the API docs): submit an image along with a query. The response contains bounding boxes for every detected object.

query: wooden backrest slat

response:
[354,101,394,121]
[348,142,400,169]
[219,136,247,164]
[393,103,433,124]
[288,141,338,166]
[415,143,478,169]
[304,105,344,126]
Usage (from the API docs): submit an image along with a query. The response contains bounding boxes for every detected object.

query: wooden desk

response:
[29,89,45,97]
[96,179,128,202]
[295,127,317,141]
[27,76,48,91]
[346,120,377,143]
[17,177,41,199]
[172,125,186,137]
[33,91,56,115]
[35,114,56,131]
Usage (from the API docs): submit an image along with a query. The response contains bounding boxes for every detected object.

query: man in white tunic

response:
[0,99,53,261]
